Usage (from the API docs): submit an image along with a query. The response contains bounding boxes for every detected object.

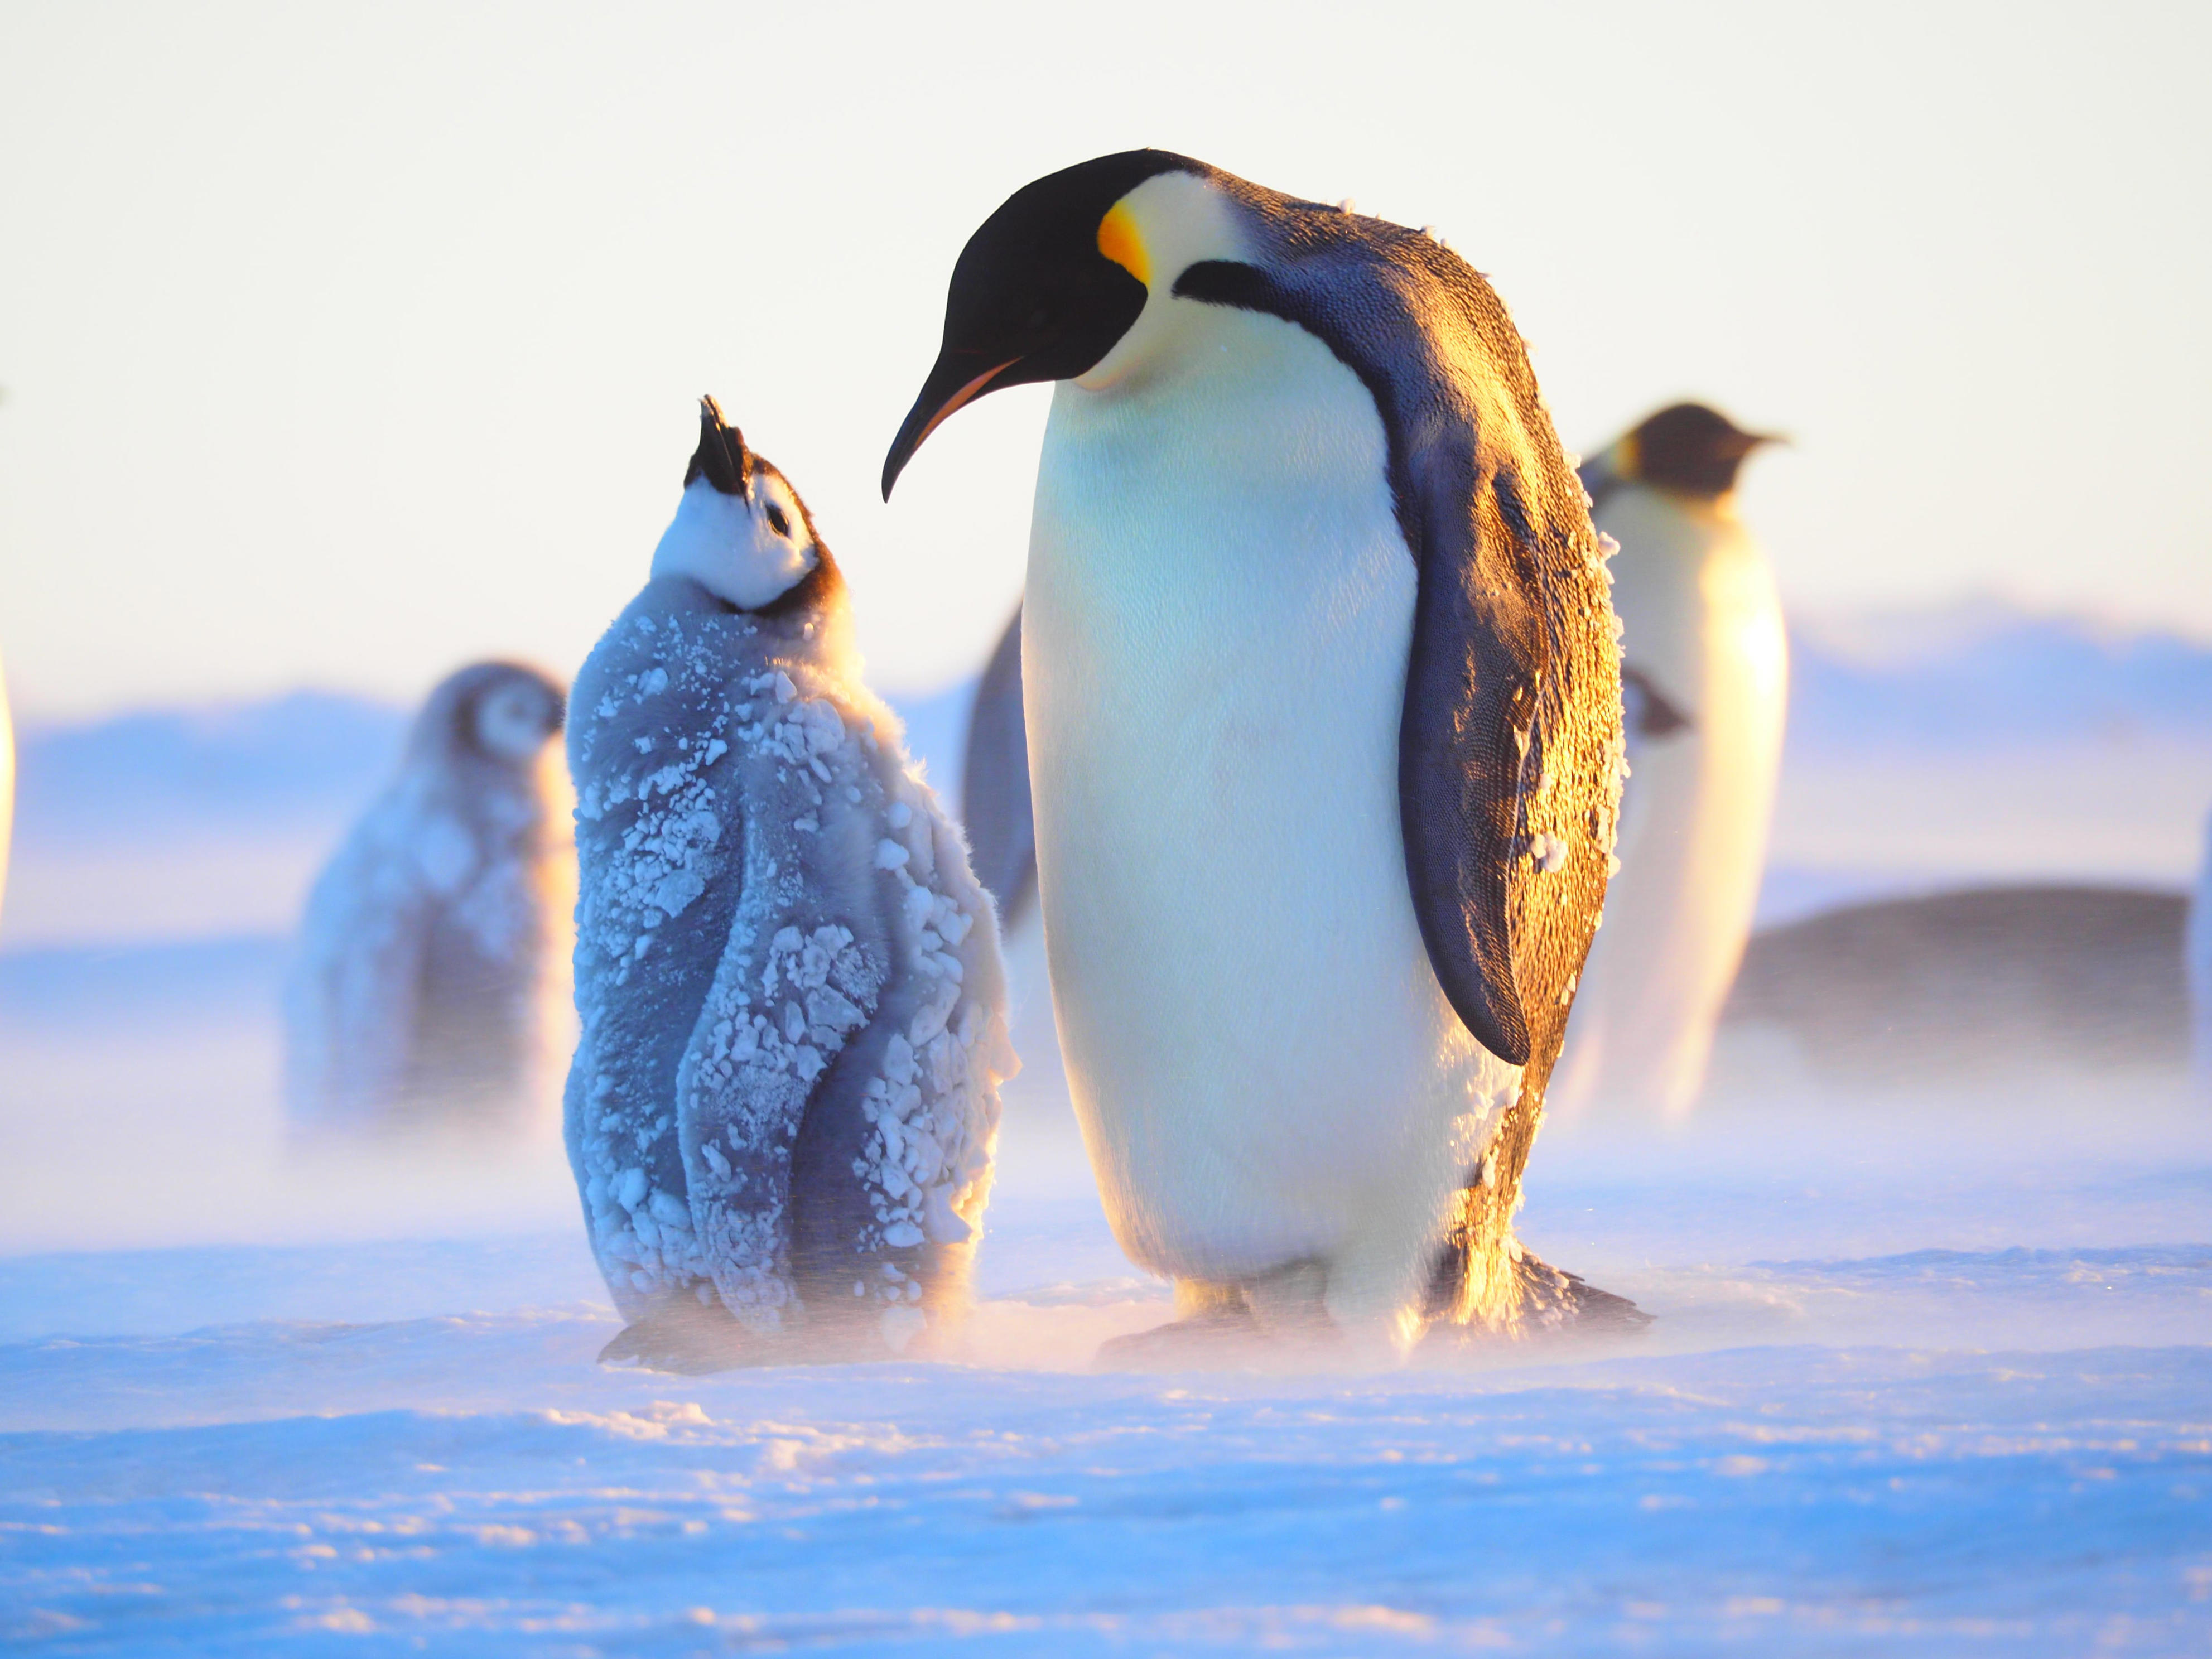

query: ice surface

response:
[3,922,2208,1651]
[2,1278,2208,1652]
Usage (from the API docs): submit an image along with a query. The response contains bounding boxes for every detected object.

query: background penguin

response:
[1723,883,2189,1088]
[1551,403,1787,1118]
[566,398,1011,1372]
[884,151,1632,1354]
[284,659,570,1135]
[2185,808,2212,1091]
[962,607,1035,927]
[956,607,1085,1159]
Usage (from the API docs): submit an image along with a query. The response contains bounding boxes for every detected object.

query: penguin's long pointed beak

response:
[882,354,1020,500]
[1726,426,1789,459]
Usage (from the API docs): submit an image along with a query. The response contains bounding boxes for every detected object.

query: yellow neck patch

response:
[1097,202,1150,288]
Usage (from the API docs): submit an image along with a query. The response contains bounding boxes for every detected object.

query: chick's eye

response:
[765,503,791,537]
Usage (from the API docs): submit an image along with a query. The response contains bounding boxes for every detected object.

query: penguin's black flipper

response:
[960,606,1037,929]
[1174,223,1618,1072]
[1621,665,1693,741]
[1395,473,1552,1067]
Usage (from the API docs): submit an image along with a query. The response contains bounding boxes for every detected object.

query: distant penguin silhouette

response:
[1724,885,2187,1086]
[1552,403,1786,1119]
[285,661,569,1135]
[885,151,1631,1355]
[958,606,1082,1158]
[962,608,1035,929]
[565,399,1012,1372]
[2187,814,2212,1089]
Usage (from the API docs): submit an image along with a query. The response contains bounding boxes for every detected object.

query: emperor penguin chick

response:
[886,153,1634,1357]
[1552,403,1786,1120]
[566,399,1013,1372]
[285,660,569,1135]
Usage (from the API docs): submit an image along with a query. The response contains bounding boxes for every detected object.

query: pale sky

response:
[0,0,2205,720]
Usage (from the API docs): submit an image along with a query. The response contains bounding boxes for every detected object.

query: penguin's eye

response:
[765,503,791,538]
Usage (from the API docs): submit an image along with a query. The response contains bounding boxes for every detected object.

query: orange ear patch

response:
[1097,202,1150,288]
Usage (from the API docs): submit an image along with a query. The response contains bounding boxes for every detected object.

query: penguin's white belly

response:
[1557,489,1786,1116]
[1024,308,1511,1310]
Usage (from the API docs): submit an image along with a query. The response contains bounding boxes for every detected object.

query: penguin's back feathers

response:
[1170,176,1622,1072]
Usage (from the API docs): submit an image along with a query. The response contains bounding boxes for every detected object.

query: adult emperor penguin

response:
[1550,403,1787,1120]
[285,659,570,1135]
[566,399,1012,1370]
[884,151,1632,1353]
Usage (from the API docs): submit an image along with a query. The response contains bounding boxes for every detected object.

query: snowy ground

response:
[6,622,2212,1654]
[4,933,2209,1653]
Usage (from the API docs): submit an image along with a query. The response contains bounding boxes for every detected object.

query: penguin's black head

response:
[882,149,1198,499]
[1613,403,1780,499]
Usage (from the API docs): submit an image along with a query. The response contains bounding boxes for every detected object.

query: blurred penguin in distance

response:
[955,607,1080,1163]
[962,609,1034,932]
[285,660,571,1137]
[2188,809,2212,1092]
[1552,403,1787,1120]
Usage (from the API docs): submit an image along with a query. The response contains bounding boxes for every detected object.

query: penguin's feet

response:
[1092,1265,1340,1371]
[1091,1300,1262,1371]
[1514,1251,1652,1334]
[1420,1247,1654,1349]
[598,1303,754,1374]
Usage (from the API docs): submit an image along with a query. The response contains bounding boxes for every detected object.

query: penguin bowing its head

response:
[565,398,1013,1371]
[886,152,1640,1357]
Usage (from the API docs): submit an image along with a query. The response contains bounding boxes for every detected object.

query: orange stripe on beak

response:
[913,360,1020,454]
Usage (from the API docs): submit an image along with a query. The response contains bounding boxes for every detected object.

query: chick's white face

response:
[474,680,558,761]
[649,470,818,610]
